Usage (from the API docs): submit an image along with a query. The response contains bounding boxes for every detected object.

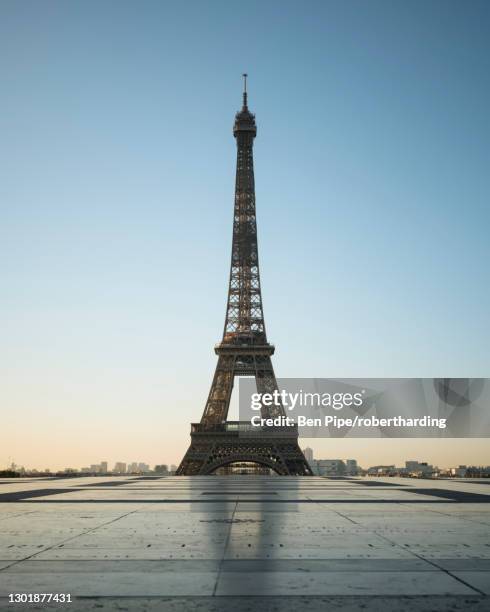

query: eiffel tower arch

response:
[177,76,312,476]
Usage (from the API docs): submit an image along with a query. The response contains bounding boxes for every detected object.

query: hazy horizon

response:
[6,438,490,474]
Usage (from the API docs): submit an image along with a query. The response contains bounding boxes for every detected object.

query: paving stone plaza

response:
[0,475,489,610]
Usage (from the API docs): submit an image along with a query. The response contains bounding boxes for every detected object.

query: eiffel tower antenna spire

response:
[242,73,248,108]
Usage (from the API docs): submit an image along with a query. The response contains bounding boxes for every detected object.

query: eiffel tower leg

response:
[254,355,313,475]
[201,355,235,426]
[177,355,235,475]
[176,435,217,475]
[254,355,282,418]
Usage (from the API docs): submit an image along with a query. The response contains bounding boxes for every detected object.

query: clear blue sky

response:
[1,1,489,469]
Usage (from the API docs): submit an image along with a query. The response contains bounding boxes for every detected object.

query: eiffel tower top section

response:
[222,74,267,348]
[233,73,257,137]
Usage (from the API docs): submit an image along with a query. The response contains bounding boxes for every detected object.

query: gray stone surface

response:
[0,475,489,609]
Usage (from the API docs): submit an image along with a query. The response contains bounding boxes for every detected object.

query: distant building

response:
[90,464,100,473]
[303,447,314,463]
[100,461,108,474]
[170,464,178,474]
[450,465,468,477]
[405,461,434,477]
[114,462,127,474]
[128,462,139,473]
[346,459,358,476]
[367,465,396,476]
[311,459,345,477]
[138,463,150,473]
[466,466,490,477]
[154,464,169,475]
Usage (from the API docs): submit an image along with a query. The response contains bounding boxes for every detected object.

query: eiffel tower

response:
[177,76,312,476]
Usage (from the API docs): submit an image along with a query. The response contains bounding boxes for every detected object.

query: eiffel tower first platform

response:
[177,76,312,476]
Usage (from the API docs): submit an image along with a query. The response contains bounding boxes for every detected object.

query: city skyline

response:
[2,1,490,470]
[5,447,490,476]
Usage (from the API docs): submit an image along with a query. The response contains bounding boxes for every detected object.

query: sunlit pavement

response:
[0,475,489,610]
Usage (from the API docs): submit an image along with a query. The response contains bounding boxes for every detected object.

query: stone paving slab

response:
[451,572,490,595]
[1,560,221,573]
[215,570,475,596]
[0,571,217,597]
[0,561,13,571]
[0,563,482,598]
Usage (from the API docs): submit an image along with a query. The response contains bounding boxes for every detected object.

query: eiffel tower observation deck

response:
[177,76,312,476]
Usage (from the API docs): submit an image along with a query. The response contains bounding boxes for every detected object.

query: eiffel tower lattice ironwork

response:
[177,76,312,476]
